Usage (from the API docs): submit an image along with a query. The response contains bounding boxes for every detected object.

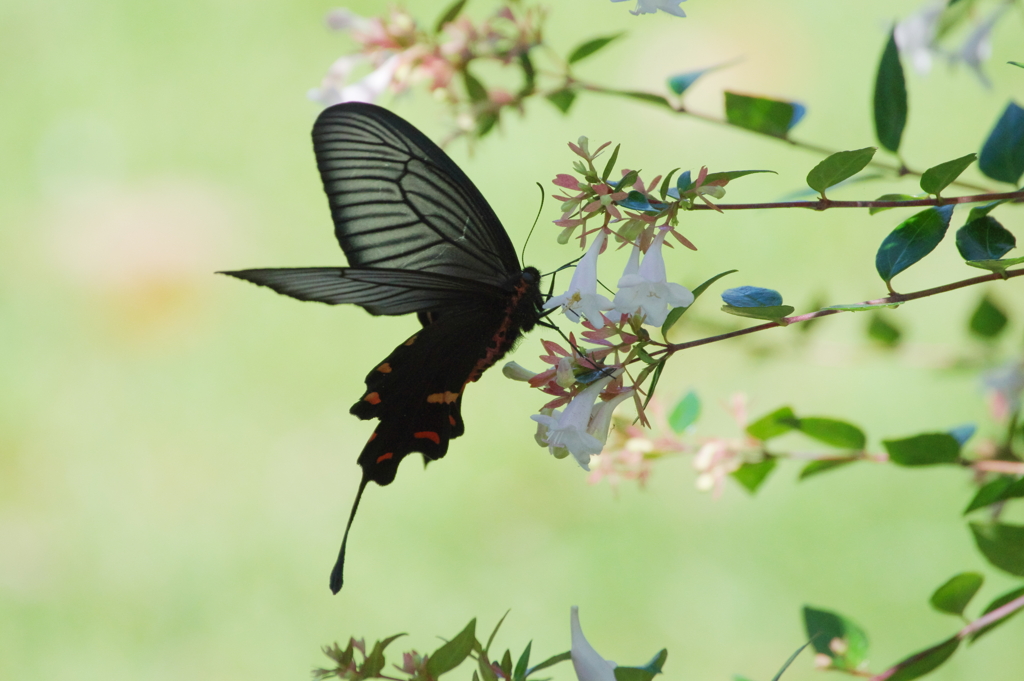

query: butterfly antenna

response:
[330,475,370,594]
[520,183,546,266]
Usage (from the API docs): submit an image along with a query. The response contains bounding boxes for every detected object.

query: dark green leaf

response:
[930,572,984,615]
[500,650,513,680]
[722,286,782,307]
[967,199,1010,222]
[799,458,858,480]
[434,0,469,33]
[920,153,976,196]
[669,391,700,433]
[513,642,531,681]
[969,295,1008,338]
[969,585,1024,642]
[874,29,908,153]
[478,653,498,681]
[681,169,776,191]
[604,89,675,109]
[870,193,921,215]
[964,255,1024,275]
[997,476,1024,501]
[803,607,870,671]
[722,304,794,323]
[1010,61,1024,69]
[568,34,624,65]
[883,637,959,681]
[731,458,777,494]
[875,205,954,283]
[956,217,1016,261]
[518,53,536,96]
[970,522,1024,576]
[427,619,477,677]
[724,92,803,137]
[662,270,737,337]
[613,650,667,681]
[658,168,680,200]
[463,70,487,103]
[884,433,961,466]
[477,112,499,138]
[868,312,902,346]
[546,90,576,114]
[979,102,1024,185]
[963,474,1011,513]
[806,148,877,196]
[747,406,797,441]
[642,360,666,411]
[485,611,508,654]
[525,651,571,677]
[795,417,866,449]
[635,346,656,365]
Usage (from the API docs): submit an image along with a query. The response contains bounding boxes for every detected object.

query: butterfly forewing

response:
[313,104,520,287]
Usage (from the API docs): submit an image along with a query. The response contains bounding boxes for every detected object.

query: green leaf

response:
[970,522,1024,576]
[601,144,621,182]
[635,346,656,365]
[920,153,976,196]
[364,634,407,677]
[661,270,737,338]
[434,0,469,33]
[462,69,488,104]
[998,476,1024,501]
[874,29,908,153]
[803,607,870,671]
[1010,61,1024,69]
[875,205,954,284]
[525,651,571,677]
[868,312,902,346]
[884,433,961,466]
[799,458,858,480]
[658,169,680,201]
[956,216,1016,262]
[613,650,667,681]
[427,619,477,678]
[485,611,509,653]
[969,295,1008,338]
[930,572,984,616]
[769,640,815,681]
[604,89,675,110]
[964,476,1015,514]
[806,148,877,197]
[642,360,666,411]
[965,255,1024,274]
[824,301,902,312]
[681,169,776,191]
[546,89,576,114]
[667,60,737,95]
[500,650,513,680]
[747,406,797,441]
[870,193,922,215]
[568,34,624,65]
[969,585,1024,642]
[513,642,531,681]
[794,417,866,449]
[882,637,960,681]
[722,304,794,323]
[731,458,777,494]
[669,391,700,433]
[979,102,1024,185]
[724,92,803,137]
[518,53,536,96]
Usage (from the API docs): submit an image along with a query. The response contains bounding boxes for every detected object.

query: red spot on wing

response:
[368,432,377,442]
[376,452,393,463]
[364,392,381,405]
[449,415,457,427]
[377,363,392,373]
[414,431,441,445]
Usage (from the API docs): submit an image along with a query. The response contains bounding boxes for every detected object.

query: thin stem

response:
[657,267,1024,355]
[688,190,1024,212]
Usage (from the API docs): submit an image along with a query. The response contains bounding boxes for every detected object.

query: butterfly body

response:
[221,103,541,593]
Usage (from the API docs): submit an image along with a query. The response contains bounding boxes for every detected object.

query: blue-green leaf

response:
[874,29,908,153]
[875,205,954,283]
[722,286,783,307]
[956,216,1016,262]
[979,102,1024,185]
[667,60,737,95]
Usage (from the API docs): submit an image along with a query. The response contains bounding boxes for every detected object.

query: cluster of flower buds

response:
[309,4,545,136]
[506,138,754,472]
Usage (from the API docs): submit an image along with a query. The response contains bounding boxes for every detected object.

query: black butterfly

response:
[222,102,543,593]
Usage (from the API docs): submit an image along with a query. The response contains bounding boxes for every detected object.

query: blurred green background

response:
[2,0,1023,679]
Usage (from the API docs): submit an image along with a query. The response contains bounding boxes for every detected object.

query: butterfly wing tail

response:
[330,474,370,594]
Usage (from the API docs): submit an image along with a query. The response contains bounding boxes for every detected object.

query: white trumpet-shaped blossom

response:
[570,606,617,681]
[531,375,615,470]
[544,231,614,323]
[613,230,694,327]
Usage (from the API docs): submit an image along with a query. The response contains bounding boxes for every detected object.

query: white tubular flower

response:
[543,231,614,323]
[570,606,617,681]
[894,3,942,75]
[531,376,614,470]
[587,388,633,448]
[325,8,369,31]
[610,0,687,17]
[956,4,1006,88]
[308,54,400,106]
[613,231,694,327]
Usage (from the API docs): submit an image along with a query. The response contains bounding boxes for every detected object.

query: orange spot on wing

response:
[427,391,458,404]
[364,392,381,405]
[377,363,392,373]
[449,415,457,427]
[414,431,441,445]
[368,432,377,442]
[404,335,418,346]
[376,452,393,463]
